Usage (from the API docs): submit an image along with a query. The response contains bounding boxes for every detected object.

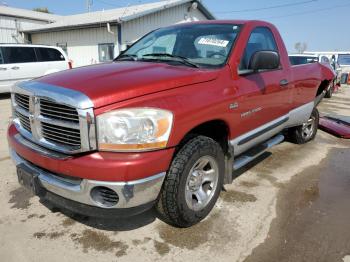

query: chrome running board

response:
[233,134,284,171]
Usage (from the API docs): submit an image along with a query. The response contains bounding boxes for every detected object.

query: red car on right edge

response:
[8,20,335,228]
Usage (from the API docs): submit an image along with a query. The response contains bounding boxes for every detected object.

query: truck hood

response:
[37,61,219,108]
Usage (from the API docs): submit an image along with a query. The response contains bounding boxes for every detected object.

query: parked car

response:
[0,44,71,93]
[288,54,319,65]
[305,51,350,86]
[7,20,334,227]
[337,53,350,86]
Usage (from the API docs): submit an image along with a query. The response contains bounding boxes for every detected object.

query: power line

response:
[263,2,350,20]
[214,0,318,14]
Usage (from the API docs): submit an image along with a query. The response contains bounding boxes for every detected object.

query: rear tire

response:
[156,136,224,228]
[325,84,333,98]
[287,108,319,144]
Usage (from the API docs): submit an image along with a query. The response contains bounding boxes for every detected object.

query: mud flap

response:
[314,90,327,107]
[224,143,234,184]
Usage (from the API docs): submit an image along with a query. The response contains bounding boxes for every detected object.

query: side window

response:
[98,43,114,62]
[240,27,278,70]
[0,48,3,64]
[2,47,37,64]
[36,48,65,62]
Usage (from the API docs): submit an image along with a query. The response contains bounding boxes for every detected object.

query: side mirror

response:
[249,51,280,71]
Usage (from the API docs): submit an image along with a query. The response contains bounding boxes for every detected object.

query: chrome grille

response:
[39,98,81,147]
[15,94,30,111]
[11,82,96,155]
[15,111,31,132]
[42,122,81,147]
[40,99,80,122]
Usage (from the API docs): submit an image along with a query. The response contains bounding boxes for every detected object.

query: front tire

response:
[287,108,319,144]
[156,136,224,228]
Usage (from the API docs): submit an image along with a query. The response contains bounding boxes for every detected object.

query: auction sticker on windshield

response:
[198,38,229,47]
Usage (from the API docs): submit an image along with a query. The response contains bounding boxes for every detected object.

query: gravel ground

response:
[0,87,349,262]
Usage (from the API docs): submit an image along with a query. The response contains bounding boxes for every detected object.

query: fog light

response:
[90,186,119,207]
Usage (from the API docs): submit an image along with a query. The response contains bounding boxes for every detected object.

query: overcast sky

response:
[3,0,350,52]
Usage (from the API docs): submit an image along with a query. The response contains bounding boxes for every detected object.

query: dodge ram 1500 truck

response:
[7,20,335,228]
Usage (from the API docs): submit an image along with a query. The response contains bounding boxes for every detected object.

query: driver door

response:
[232,27,291,155]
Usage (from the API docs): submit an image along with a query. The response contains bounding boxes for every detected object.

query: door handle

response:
[11,66,20,70]
[0,67,7,71]
[280,79,289,87]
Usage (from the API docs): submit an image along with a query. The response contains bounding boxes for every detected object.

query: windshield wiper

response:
[142,53,199,68]
[114,54,137,61]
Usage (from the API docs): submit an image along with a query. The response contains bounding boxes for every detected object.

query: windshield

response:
[337,54,350,66]
[119,24,241,68]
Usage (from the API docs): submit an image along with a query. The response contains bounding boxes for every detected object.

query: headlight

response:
[97,108,173,152]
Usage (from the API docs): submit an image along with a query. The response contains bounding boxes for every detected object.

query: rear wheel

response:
[325,84,334,98]
[287,108,319,144]
[156,136,224,228]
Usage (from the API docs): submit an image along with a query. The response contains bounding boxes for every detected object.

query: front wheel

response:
[156,136,224,228]
[287,108,319,144]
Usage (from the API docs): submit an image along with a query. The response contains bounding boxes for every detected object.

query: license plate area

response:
[17,164,44,196]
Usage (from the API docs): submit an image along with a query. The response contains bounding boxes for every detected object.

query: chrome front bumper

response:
[10,149,165,209]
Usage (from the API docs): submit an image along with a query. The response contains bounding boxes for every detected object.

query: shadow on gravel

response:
[33,153,275,232]
[40,199,158,231]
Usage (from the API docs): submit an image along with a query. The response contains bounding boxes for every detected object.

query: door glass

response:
[0,49,3,64]
[2,47,36,64]
[98,43,114,62]
[36,48,65,62]
[240,27,278,70]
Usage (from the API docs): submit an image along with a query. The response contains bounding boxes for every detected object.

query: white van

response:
[0,44,71,93]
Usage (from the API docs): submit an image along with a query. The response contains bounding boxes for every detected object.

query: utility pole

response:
[86,0,93,12]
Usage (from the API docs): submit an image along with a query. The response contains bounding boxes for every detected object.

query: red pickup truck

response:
[8,20,334,227]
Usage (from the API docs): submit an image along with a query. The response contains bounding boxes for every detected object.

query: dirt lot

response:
[0,87,349,262]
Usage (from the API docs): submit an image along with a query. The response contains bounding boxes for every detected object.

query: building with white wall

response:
[0,5,61,43]
[22,0,214,67]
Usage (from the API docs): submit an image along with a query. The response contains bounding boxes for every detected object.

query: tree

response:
[294,42,307,54]
[32,7,51,13]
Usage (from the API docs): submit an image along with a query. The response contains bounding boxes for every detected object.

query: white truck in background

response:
[305,51,350,85]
